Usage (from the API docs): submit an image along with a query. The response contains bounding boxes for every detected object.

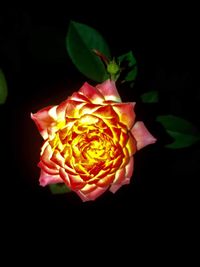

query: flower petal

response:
[65,100,85,118]
[76,186,109,202]
[96,173,115,187]
[59,168,71,187]
[113,167,126,184]
[70,92,89,102]
[68,173,85,190]
[39,170,63,186]
[126,133,137,156]
[94,105,118,119]
[125,156,134,178]
[31,106,55,139]
[96,79,121,102]
[81,184,98,194]
[38,161,59,175]
[131,121,157,150]
[112,102,136,129]
[79,82,104,104]
[109,184,122,194]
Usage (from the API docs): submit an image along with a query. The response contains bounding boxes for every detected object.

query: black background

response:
[0,4,199,246]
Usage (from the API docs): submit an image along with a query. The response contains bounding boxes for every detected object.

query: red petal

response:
[112,102,136,129]
[68,173,85,190]
[96,79,121,102]
[131,121,157,150]
[79,82,104,104]
[39,170,63,187]
[31,106,55,139]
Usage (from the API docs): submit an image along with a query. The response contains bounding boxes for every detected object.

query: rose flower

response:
[31,79,156,201]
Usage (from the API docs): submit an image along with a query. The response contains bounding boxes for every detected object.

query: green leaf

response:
[49,184,71,194]
[141,91,159,103]
[0,69,8,104]
[156,115,200,148]
[118,51,137,82]
[66,21,111,82]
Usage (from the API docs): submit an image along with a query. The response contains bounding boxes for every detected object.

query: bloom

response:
[31,79,156,201]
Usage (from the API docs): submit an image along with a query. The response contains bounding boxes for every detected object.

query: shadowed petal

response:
[96,79,121,102]
[39,170,63,186]
[131,121,157,150]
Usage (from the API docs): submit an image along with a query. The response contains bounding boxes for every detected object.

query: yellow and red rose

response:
[31,79,156,201]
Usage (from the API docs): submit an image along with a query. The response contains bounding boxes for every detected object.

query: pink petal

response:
[131,121,157,150]
[39,170,63,187]
[125,156,134,178]
[112,102,136,129]
[96,79,121,102]
[112,168,126,185]
[38,161,59,175]
[81,184,98,194]
[109,184,122,194]
[109,177,131,194]
[78,82,104,104]
[59,168,71,187]
[109,158,134,194]
[31,106,55,139]
[76,186,109,202]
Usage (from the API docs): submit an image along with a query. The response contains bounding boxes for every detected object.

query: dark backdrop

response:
[0,5,199,242]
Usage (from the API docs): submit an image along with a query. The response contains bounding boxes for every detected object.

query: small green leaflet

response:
[66,21,111,82]
[0,69,8,104]
[156,115,200,148]
[49,184,71,194]
[118,51,137,82]
[141,91,159,103]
